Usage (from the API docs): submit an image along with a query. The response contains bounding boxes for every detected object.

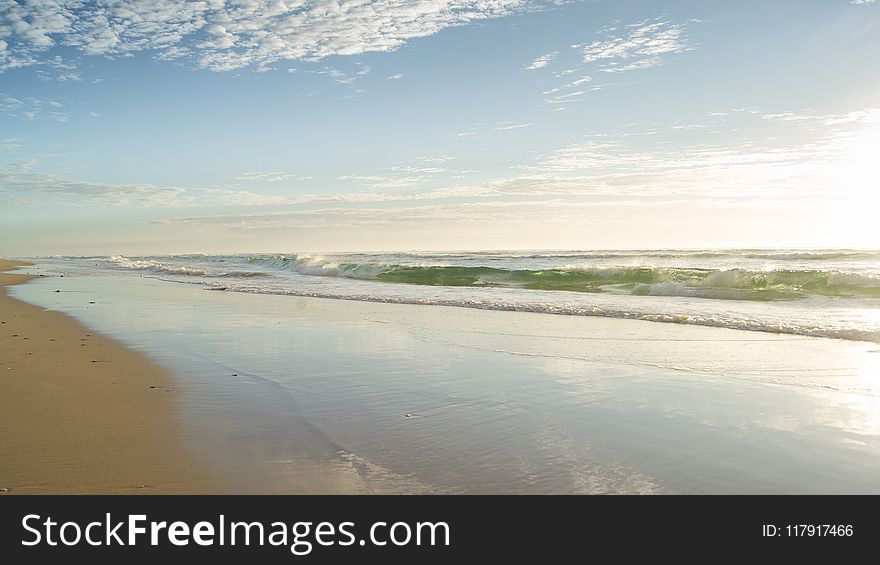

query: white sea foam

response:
[46,251,880,343]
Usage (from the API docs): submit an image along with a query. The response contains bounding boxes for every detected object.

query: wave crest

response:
[108,255,206,276]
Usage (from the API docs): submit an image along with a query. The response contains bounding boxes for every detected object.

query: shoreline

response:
[5,258,880,493]
[0,259,217,494]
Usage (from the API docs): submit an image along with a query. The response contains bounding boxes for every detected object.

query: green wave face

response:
[372,266,880,300]
[374,266,680,290]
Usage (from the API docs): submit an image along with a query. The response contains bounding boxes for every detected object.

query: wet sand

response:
[10,265,880,494]
[0,260,217,493]
[6,259,880,493]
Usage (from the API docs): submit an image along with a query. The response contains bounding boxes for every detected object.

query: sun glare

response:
[828,123,880,247]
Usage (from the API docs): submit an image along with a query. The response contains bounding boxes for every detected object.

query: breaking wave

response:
[92,251,880,343]
[107,254,880,301]
[239,256,880,301]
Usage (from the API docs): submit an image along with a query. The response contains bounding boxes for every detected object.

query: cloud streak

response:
[580,19,690,73]
[0,92,69,120]
[7,101,877,220]
[0,162,192,206]
[506,107,880,200]
[524,51,558,70]
[528,18,694,109]
[233,171,296,183]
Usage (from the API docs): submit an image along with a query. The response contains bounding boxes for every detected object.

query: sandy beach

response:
[0,259,216,494]
[5,257,879,494]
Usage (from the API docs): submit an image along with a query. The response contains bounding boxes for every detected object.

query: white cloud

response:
[316,64,372,86]
[10,92,874,225]
[549,90,585,100]
[319,66,352,83]
[822,107,880,125]
[599,57,660,73]
[201,188,299,206]
[0,93,69,120]
[0,92,23,113]
[0,0,542,72]
[0,137,20,151]
[0,163,316,207]
[299,110,880,206]
[452,121,532,138]
[761,107,880,126]
[524,51,558,70]
[32,55,84,81]
[151,200,576,231]
[335,154,465,192]
[0,162,192,206]
[233,171,295,183]
[387,165,449,174]
[670,123,707,130]
[495,121,532,131]
[416,155,455,163]
[762,111,814,122]
[565,76,592,87]
[544,90,586,105]
[543,75,592,94]
[339,173,422,190]
[503,107,880,201]
[56,72,81,81]
[581,19,690,73]
[387,73,404,79]
[851,1,875,5]
[532,18,693,107]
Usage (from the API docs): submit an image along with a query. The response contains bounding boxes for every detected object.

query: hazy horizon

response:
[2,0,879,255]
[14,246,880,260]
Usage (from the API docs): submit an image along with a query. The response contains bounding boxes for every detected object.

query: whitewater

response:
[35,250,880,343]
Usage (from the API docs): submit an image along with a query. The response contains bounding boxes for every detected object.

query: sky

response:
[1,0,879,255]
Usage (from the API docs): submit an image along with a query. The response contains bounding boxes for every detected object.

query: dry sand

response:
[0,259,217,494]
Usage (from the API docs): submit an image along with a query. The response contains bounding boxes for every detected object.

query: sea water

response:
[37,249,880,342]
[8,251,880,493]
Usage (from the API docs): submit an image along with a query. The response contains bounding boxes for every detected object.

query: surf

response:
[48,251,880,344]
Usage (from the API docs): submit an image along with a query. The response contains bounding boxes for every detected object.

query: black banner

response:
[0,495,875,562]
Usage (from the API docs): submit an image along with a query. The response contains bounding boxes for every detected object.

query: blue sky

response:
[1,0,879,254]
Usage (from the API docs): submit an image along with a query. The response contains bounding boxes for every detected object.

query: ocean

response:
[41,249,880,343]
[8,252,880,493]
